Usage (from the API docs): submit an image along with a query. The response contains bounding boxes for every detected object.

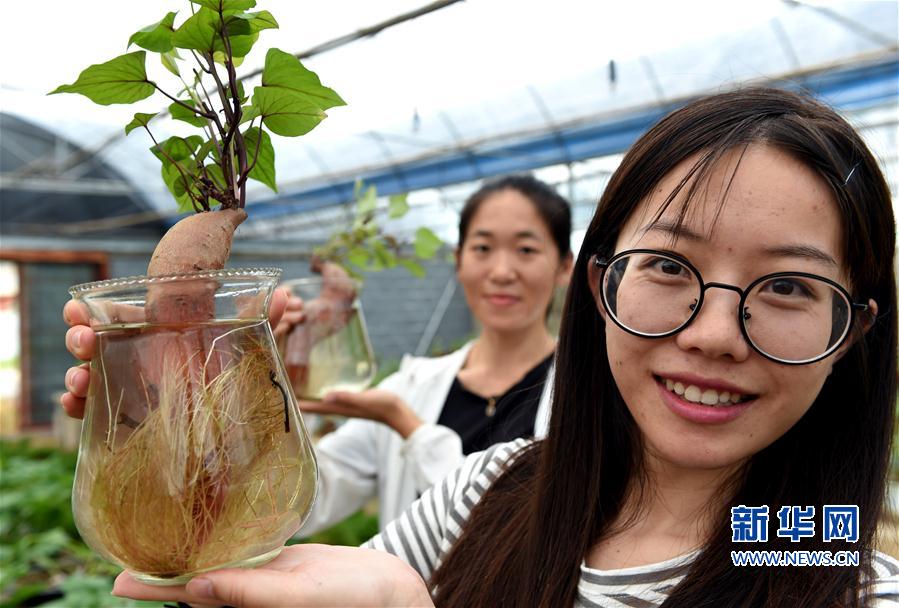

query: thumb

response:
[323,390,358,404]
[187,570,293,608]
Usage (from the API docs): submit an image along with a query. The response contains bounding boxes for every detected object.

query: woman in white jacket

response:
[283,174,573,534]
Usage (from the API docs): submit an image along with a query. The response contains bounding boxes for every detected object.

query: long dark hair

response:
[430,88,897,607]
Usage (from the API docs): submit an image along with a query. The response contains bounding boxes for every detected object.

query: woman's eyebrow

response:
[470,229,542,240]
[762,244,838,267]
[641,221,704,241]
[641,221,837,267]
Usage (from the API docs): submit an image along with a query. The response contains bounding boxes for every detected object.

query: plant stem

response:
[151,83,216,120]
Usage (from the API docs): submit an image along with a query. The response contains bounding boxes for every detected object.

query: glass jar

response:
[276,276,377,401]
[70,268,317,585]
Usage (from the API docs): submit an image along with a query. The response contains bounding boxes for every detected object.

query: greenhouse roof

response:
[1,0,896,234]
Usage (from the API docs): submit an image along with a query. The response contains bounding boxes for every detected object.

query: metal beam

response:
[0,174,135,195]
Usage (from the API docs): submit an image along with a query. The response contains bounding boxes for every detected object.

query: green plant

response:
[51,0,341,216]
[0,440,162,607]
[314,182,444,278]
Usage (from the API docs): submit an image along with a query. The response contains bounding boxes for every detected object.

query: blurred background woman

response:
[285,174,573,534]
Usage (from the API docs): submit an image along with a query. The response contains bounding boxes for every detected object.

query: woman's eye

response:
[471,244,490,253]
[765,278,811,298]
[519,246,538,255]
[647,257,686,276]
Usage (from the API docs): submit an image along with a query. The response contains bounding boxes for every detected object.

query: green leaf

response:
[172,9,217,51]
[160,49,181,76]
[127,12,177,52]
[251,86,326,137]
[388,194,409,218]
[398,258,426,278]
[227,80,246,103]
[414,227,442,259]
[49,51,154,105]
[124,112,157,135]
[204,163,226,188]
[196,138,218,163]
[346,247,371,269]
[241,103,260,124]
[261,48,345,109]
[213,51,246,66]
[161,162,199,211]
[233,10,279,33]
[151,135,203,163]
[372,240,397,268]
[242,127,276,192]
[356,185,377,216]
[170,100,207,127]
[191,0,256,11]
[217,32,259,59]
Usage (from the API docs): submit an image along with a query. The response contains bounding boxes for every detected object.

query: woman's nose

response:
[674,288,751,362]
[488,252,517,282]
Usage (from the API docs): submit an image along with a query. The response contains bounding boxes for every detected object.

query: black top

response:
[436,353,553,455]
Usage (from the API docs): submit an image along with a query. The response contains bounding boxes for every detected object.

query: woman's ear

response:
[587,255,606,320]
[833,298,878,364]
[454,247,461,272]
[556,252,574,287]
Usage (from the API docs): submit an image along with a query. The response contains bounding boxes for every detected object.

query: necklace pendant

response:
[485,396,496,417]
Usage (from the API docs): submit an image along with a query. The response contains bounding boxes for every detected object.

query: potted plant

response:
[51,0,343,584]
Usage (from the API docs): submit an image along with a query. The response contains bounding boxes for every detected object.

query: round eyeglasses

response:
[595,249,869,365]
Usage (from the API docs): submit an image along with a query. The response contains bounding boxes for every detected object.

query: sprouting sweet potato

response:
[283,259,357,394]
[146,208,247,324]
[148,208,247,276]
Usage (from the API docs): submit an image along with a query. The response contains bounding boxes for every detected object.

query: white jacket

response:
[298,342,554,535]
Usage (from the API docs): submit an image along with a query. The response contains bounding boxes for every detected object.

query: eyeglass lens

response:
[602,252,851,363]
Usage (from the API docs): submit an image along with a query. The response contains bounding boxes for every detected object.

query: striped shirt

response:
[364,439,899,607]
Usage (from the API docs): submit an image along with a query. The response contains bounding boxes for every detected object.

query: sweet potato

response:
[283,259,357,394]
[146,208,247,324]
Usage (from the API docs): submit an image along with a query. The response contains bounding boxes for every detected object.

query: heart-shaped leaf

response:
[261,48,345,109]
[414,227,442,259]
[160,49,182,76]
[190,0,256,12]
[172,9,217,51]
[242,127,276,192]
[124,112,157,135]
[251,86,326,137]
[388,194,409,218]
[49,52,154,105]
[128,12,177,53]
[170,100,207,127]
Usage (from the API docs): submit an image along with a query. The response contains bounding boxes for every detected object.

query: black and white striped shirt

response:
[364,439,899,607]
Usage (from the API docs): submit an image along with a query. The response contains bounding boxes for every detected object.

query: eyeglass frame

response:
[593,248,870,365]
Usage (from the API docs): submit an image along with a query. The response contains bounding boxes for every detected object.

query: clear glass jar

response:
[70,268,317,585]
[276,276,377,400]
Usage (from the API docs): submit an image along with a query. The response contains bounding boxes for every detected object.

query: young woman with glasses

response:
[100,87,899,607]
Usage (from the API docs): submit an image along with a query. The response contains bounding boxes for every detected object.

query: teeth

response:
[684,385,702,402]
[660,377,745,406]
[700,389,718,406]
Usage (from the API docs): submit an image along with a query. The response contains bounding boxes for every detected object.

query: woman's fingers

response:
[64,363,90,397]
[61,362,90,419]
[63,299,90,327]
[268,287,289,329]
[272,294,306,337]
[65,325,96,361]
[60,391,86,419]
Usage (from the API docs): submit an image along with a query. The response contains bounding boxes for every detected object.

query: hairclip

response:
[842,162,859,186]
